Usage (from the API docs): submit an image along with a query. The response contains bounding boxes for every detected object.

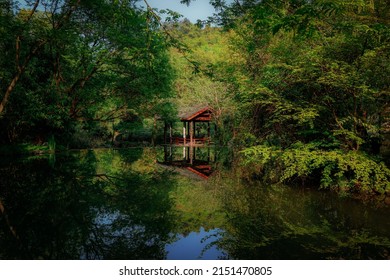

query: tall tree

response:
[0,0,174,144]
[197,0,390,192]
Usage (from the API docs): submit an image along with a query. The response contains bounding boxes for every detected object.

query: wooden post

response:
[193,121,196,143]
[189,121,194,145]
[187,121,189,141]
[183,121,186,145]
[189,146,193,165]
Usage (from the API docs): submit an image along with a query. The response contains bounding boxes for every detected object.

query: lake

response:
[0,147,389,259]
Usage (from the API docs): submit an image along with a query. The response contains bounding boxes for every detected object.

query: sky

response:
[143,0,217,23]
[18,0,223,23]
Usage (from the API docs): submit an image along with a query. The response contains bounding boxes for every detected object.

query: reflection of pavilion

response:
[160,146,215,179]
[164,106,215,146]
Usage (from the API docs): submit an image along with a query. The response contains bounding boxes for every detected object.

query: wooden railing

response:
[170,137,211,145]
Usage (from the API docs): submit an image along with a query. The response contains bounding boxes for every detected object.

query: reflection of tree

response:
[3,148,389,260]
[170,176,225,235]
[0,149,177,259]
[216,178,390,260]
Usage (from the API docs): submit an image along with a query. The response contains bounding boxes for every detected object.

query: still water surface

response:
[0,147,389,259]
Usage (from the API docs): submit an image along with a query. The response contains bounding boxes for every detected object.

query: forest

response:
[1,0,389,196]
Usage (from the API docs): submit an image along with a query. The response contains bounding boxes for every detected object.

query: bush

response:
[241,142,390,194]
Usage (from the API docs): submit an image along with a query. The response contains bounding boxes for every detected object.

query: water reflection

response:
[159,146,216,179]
[166,227,226,260]
[214,179,390,259]
[0,149,176,259]
[0,148,390,259]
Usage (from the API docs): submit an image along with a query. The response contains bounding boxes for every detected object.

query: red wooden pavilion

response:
[164,106,214,146]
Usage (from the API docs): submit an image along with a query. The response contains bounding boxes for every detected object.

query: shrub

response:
[241,142,390,194]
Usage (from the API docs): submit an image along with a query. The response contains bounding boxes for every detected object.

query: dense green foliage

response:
[167,1,390,194]
[166,20,237,144]
[0,0,174,147]
[195,0,390,194]
[1,0,389,194]
[241,143,389,193]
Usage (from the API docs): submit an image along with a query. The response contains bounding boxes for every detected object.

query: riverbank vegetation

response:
[174,0,390,196]
[1,0,389,196]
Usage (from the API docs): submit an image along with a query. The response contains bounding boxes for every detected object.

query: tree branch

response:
[0,40,46,115]
[26,0,41,23]
[0,0,81,115]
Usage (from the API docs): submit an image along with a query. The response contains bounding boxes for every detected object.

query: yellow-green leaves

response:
[241,143,390,194]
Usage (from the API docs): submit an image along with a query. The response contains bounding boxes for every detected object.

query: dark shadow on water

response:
[0,148,177,259]
[1,148,390,259]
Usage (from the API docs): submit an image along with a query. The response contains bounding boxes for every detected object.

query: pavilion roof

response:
[179,105,212,121]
